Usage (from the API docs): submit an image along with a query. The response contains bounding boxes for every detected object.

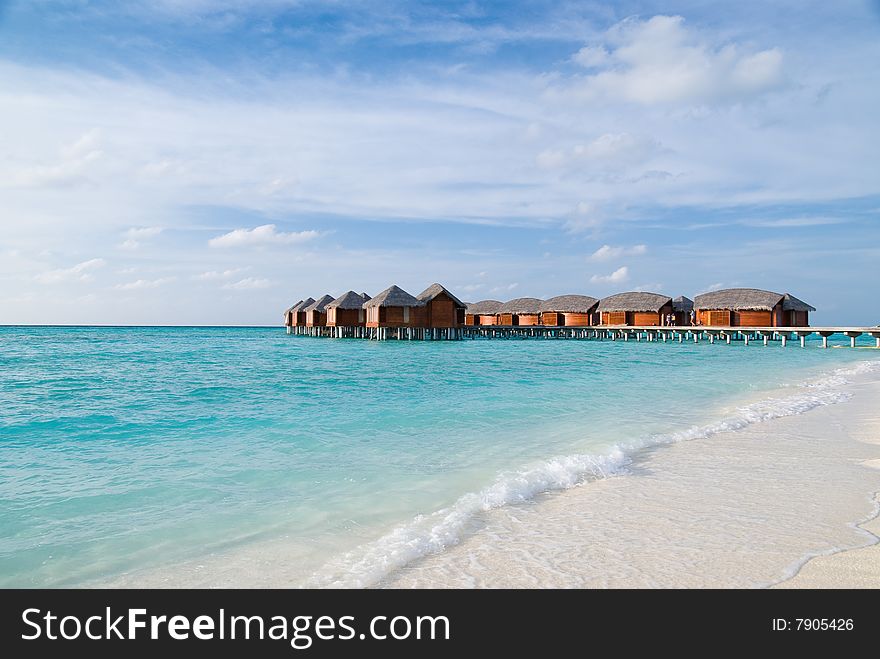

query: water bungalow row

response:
[284,285,880,347]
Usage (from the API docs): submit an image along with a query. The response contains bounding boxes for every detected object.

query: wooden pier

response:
[286,324,880,348]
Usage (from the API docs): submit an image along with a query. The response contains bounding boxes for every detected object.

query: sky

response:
[1,0,878,325]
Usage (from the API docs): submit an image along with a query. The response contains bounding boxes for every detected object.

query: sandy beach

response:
[92,358,880,590]
[380,367,880,588]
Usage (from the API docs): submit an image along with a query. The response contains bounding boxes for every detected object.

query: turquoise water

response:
[0,326,877,587]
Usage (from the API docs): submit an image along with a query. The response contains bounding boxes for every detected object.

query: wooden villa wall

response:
[291,311,308,327]
[306,310,327,327]
[697,308,798,327]
[465,314,478,326]
[424,294,461,328]
[601,311,627,325]
[540,312,562,326]
[327,308,364,327]
[632,311,661,326]
[478,314,498,326]
[732,310,772,327]
[698,309,731,326]
[366,306,427,328]
[562,312,593,327]
[516,314,540,326]
[785,310,809,327]
[498,313,516,326]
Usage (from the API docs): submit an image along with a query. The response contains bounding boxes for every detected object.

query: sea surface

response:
[0,326,877,587]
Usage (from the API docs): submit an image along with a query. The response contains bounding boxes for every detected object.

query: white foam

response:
[307,360,879,588]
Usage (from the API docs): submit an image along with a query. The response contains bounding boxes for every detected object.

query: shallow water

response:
[0,326,877,587]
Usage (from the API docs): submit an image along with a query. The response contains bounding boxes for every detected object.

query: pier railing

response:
[286,324,880,347]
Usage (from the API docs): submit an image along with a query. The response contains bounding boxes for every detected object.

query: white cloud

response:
[119,226,163,250]
[222,277,272,290]
[701,282,725,293]
[194,267,249,281]
[590,244,647,261]
[536,149,567,169]
[743,217,845,228]
[114,277,176,290]
[538,133,658,172]
[590,266,629,284]
[5,130,103,189]
[208,225,321,248]
[571,45,609,68]
[36,258,106,283]
[489,282,519,294]
[571,15,784,105]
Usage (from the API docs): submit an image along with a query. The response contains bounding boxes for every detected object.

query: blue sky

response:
[1,0,878,324]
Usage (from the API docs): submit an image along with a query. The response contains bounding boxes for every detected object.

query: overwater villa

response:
[281,283,880,347]
[304,294,334,328]
[694,288,815,327]
[539,295,599,327]
[364,285,426,330]
[597,292,674,326]
[326,291,371,329]
[283,299,303,328]
[284,297,315,332]
[497,298,543,326]
[417,283,467,328]
[672,296,694,326]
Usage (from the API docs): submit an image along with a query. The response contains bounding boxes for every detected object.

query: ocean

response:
[1,326,877,587]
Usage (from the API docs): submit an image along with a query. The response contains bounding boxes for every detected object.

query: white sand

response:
[380,372,880,588]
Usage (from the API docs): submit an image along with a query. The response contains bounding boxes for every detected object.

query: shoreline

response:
[89,359,880,589]
[772,494,880,588]
[377,367,880,588]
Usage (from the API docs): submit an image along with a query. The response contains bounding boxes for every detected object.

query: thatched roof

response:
[498,297,544,314]
[417,283,466,308]
[597,292,672,313]
[782,293,816,312]
[363,285,423,308]
[290,297,315,313]
[672,296,694,313]
[539,295,599,313]
[466,300,503,315]
[326,291,370,310]
[283,299,304,316]
[303,294,334,313]
[694,288,787,311]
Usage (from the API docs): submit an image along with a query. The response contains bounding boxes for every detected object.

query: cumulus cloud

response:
[119,226,163,250]
[222,277,272,290]
[571,15,784,105]
[208,225,321,248]
[590,244,647,261]
[489,282,519,294]
[36,258,106,283]
[590,266,629,284]
[571,45,609,68]
[114,277,176,290]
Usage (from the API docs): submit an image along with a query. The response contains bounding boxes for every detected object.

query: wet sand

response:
[381,372,880,588]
